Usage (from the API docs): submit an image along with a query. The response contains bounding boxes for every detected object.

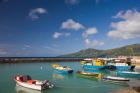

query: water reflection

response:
[53,73,65,79]
[15,85,43,93]
[52,72,74,80]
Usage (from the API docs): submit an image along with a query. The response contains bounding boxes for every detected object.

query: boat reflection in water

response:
[53,73,65,80]
[15,84,44,93]
[52,72,74,80]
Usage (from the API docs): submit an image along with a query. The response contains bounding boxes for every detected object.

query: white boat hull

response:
[103,76,129,81]
[16,80,43,91]
[16,84,41,93]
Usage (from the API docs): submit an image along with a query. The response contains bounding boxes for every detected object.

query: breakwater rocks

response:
[0,57,84,63]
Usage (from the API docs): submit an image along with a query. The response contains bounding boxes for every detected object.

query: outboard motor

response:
[130,66,135,71]
[43,80,54,88]
[48,83,54,88]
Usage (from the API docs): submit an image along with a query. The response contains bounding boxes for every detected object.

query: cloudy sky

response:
[0,0,140,57]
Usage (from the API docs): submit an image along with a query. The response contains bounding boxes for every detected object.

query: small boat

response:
[106,59,135,71]
[76,74,99,81]
[103,76,129,82]
[76,71,104,81]
[52,64,73,74]
[76,71,99,76]
[16,84,42,93]
[118,71,140,77]
[14,75,54,91]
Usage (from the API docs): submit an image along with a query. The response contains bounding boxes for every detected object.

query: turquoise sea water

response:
[0,62,137,93]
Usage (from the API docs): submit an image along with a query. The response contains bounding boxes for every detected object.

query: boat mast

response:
[128,47,135,65]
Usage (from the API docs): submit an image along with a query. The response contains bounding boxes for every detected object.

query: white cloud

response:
[43,46,66,55]
[53,32,62,39]
[44,46,53,49]
[108,10,140,39]
[53,32,70,39]
[65,0,79,5]
[29,8,47,20]
[61,19,84,31]
[85,39,104,47]
[83,27,97,37]
[22,44,32,50]
[65,33,71,36]
[24,44,31,48]
[0,51,7,55]
[0,44,13,56]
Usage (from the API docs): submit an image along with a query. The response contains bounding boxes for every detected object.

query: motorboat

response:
[52,64,73,74]
[117,71,140,77]
[14,75,54,91]
[76,71,99,76]
[103,76,129,82]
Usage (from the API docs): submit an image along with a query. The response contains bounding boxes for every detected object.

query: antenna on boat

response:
[127,47,136,66]
[127,47,134,58]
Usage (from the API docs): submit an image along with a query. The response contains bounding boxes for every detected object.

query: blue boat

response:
[81,58,135,71]
[81,59,105,70]
[83,65,104,70]
[117,71,140,78]
[52,64,73,74]
[116,66,134,70]
[106,62,135,71]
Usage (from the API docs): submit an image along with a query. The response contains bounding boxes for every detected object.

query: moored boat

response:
[106,62,135,71]
[76,71,99,76]
[81,58,135,71]
[81,59,105,70]
[103,76,129,82]
[117,71,140,77]
[52,64,73,74]
[14,75,54,91]
[16,84,42,93]
[76,71,104,81]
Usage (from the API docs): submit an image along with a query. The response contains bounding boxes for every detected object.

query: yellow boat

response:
[52,64,73,74]
[80,59,105,70]
[76,71,99,77]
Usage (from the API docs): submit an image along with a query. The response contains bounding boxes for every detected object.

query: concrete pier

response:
[0,57,84,63]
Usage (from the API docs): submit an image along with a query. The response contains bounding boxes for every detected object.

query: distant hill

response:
[60,44,140,57]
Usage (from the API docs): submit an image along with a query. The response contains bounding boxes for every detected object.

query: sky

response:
[0,0,140,57]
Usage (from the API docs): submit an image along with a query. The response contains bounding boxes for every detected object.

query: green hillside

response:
[60,44,140,57]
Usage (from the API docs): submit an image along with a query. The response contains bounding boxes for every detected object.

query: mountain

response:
[60,44,140,57]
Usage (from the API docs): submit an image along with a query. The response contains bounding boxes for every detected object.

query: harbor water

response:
[0,61,139,93]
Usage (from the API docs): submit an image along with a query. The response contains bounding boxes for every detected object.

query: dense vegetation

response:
[60,44,140,57]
